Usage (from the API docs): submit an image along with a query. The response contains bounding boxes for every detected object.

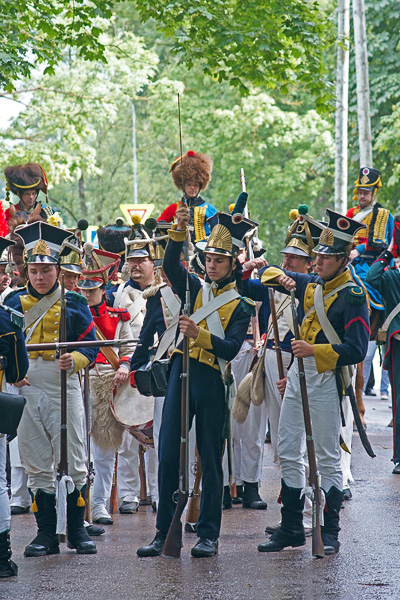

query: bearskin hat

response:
[4,163,48,197]
[169,151,212,192]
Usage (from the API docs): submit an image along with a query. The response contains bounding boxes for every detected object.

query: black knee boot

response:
[258,480,305,552]
[321,487,343,554]
[0,531,18,577]
[67,485,97,554]
[24,490,59,557]
[242,481,267,509]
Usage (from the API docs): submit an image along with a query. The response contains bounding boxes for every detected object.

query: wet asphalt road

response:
[2,393,400,600]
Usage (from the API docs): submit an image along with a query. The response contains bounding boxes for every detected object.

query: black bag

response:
[135,359,169,397]
[0,391,26,440]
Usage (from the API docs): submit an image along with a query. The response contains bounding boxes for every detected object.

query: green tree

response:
[0,0,116,91]
[133,0,336,110]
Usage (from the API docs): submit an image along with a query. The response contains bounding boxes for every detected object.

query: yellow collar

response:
[323,268,351,292]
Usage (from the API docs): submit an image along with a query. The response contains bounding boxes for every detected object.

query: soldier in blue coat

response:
[257,209,370,555]
[5,222,97,558]
[366,226,400,474]
[0,236,29,578]
[136,199,257,558]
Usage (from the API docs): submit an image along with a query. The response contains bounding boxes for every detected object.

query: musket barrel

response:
[290,290,325,558]
[26,339,139,351]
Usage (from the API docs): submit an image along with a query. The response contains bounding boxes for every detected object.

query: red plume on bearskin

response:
[393,215,400,258]
[0,203,8,237]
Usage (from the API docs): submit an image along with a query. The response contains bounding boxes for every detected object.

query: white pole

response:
[334,0,350,213]
[353,0,373,167]
[131,101,138,204]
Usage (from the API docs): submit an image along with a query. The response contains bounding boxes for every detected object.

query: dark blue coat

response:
[0,305,29,384]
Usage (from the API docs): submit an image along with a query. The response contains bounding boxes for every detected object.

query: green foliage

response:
[133,0,336,111]
[0,0,117,91]
[0,8,335,261]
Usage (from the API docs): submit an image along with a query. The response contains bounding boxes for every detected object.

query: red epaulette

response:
[346,206,357,218]
[107,307,131,321]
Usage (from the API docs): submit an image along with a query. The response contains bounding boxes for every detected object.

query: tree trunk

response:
[334,0,350,213]
[353,0,373,167]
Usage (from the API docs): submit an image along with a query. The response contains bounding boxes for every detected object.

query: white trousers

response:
[144,396,165,503]
[0,436,10,533]
[278,357,343,492]
[231,342,269,485]
[9,437,30,508]
[92,430,140,508]
[340,396,354,489]
[17,358,87,494]
[264,348,292,464]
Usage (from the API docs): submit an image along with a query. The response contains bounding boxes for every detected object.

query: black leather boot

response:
[242,482,267,509]
[137,531,167,557]
[258,480,305,552]
[222,485,232,510]
[24,490,60,557]
[67,485,97,554]
[321,487,343,555]
[0,531,18,578]
[232,485,243,505]
[191,538,218,557]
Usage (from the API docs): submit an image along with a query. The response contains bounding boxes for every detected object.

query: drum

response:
[111,381,155,448]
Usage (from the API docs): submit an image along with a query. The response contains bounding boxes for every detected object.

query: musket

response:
[240,168,261,347]
[83,365,94,524]
[57,275,68,542]
[290,290,325,559]
[186,449,202,530]
[268,288,285,397]
[26,339,139,351]
[163,93,190,558]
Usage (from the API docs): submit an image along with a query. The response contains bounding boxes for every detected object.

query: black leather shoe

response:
[343,488,352,501]
[222,486,232,510]
[232,485,243,505]
[392,463,400,474]
[11,506,30,516]
[86,524,105,536]
[365,388,376,396]
[185,522,197,533]
[265,524,279,535]
[322,533,340,555]
[137,531,166,557]
[191,538,218,558]
[24,536,60,557]
[258,527,306,553]
[242,482,267,510]
[67,535,97,555]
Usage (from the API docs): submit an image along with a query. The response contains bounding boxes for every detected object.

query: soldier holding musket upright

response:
[257,209,370,555]
[137,199,257,558]
[5,222,98,557]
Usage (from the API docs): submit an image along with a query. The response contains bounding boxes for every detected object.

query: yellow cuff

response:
[168,224,188,242]
[313,344,339,373]
[260,266,284,286]
[70,351,90,374]
[191,327,213,350]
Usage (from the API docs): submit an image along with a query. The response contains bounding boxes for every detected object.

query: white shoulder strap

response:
[160,285,181,317]
[381,303,400,333]
[175,287,239,347]
[304,282,353,321]
[202,284,227,377]
[113,282,126,309]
